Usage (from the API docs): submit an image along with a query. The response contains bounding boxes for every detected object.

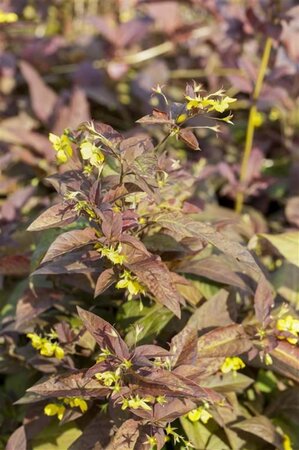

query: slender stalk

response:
[235,37,273,213]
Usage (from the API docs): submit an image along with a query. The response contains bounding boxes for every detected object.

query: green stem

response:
[235,37,273,214]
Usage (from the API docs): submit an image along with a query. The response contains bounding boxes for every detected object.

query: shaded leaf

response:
[178,128,200,150]
[201,372,254,393]
[155,212,259,272]
[94,268,116,297]
[259,232,299,267]
[271,341,299,382]
[33,250,102,275]
[232,416,284,449]
[188,289,234,331]
[170,323,198,367]
[179,254,250,291]
[5,426,27,450]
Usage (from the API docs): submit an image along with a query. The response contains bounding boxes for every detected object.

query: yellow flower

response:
[0,10,18,23]
[145,435,157,448]
[27,333,43,350]
[121,395,152,411]
[63,397,88,413]
[283,434,293,450]
[221,357,245,374]
[252,110,264,127]
[49,133,73,164]
[269,108,280,121]
[96,347,112,363]
[39,341,56,357]
[186,91,236,113]
[27,333,64,359]
[54,345,65,360]
[80,141,105,167]
[188,406,212,424]
[276,315,299,345]
[73,200,96,219]
[208,96,236,113]
[95,371,120,388]
[98,245,125,265]
[156,395,167,405]
[44,403,66,420]
[264,353,273,366]
[116,270,145,296]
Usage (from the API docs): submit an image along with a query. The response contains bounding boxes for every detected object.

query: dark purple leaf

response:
[94,268,116,297]
[20,60,58,124]
[77,307,130,359]
[27,203,77,231]
[41,228,98,263]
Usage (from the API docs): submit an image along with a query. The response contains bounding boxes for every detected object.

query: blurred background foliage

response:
[0,0,299,449]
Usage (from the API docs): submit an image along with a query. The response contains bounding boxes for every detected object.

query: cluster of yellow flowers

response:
[49,132,105,172]
[73,199,96,219]
[44,397,88,421]
[97,244,125,265]
[220,356,245,374]
[185,87,236,113]
[116,270,146,297]
[276,315,299,345]
[120,394,167,412]
[49,133,73,165]
[95,370,121,392]
[80,141,105,169]
[120,394,152,411]
[27,332,64,359]
[187,403,212,424]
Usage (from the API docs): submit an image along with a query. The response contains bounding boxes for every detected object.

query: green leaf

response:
[32,423,82,450]
[121,304,173,347]
[271,262,299,309]
[259,232,299,267]
[201,372,254,393]
[180,416,231,450]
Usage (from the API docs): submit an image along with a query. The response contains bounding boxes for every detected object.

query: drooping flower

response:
[276,315,299,345]
[49,133,73,164]
[187,404,212,424]
[44,397,88,421]
[80,141,105,167]
[27,333,64,360]
[63,397,88,413]
[116,270,145,296]
[44,403,66,420]
[98,244,125,265]
[220,356,245,374]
